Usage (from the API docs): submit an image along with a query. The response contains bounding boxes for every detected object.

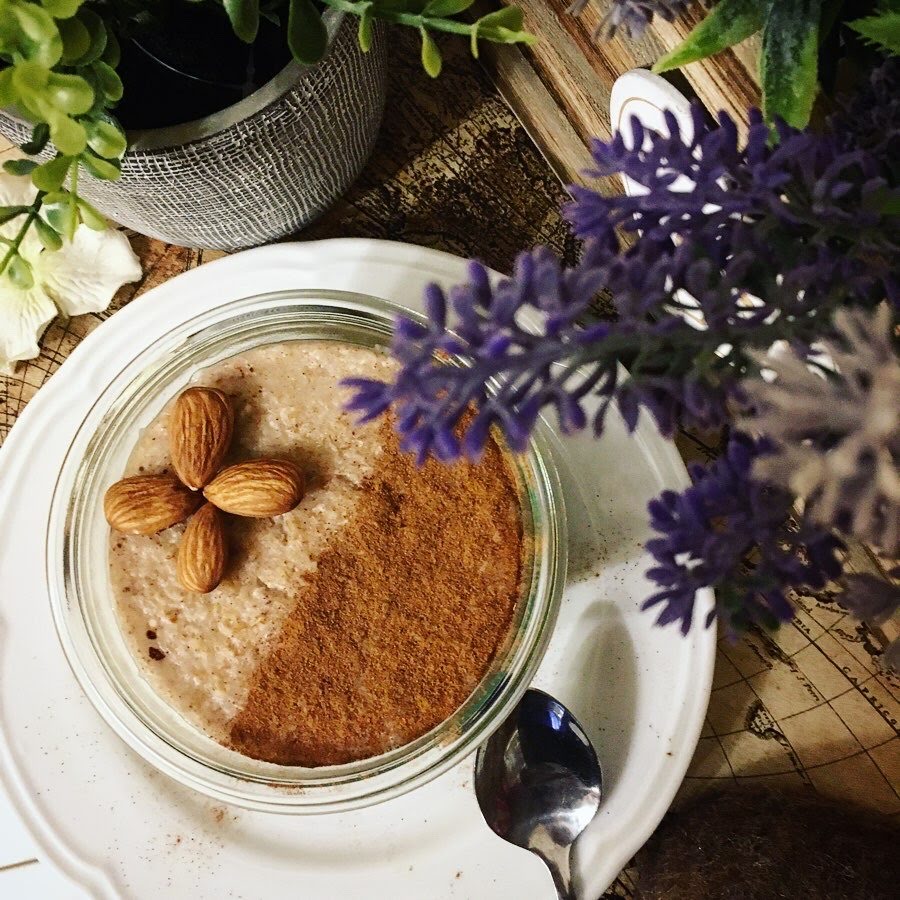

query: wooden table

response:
[1,17,897,899]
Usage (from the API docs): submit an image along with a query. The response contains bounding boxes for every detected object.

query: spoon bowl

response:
[475,689,602,899]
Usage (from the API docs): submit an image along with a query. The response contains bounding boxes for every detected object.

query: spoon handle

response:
[534,842,575,900]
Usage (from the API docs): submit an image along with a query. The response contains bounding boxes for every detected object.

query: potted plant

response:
[0,0,534,259]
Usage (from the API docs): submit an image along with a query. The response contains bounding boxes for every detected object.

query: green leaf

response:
[862,185,900,215]
[653,0,763,73]
[761,0,821,128]
[9,60,49,103]
[287,0,327,64]
[848,11,900,54]
[21,122,50,156]
[7,254,33,289]
[818,0,844,45]
[224,0,260,43]
[42,0,84,19]
[46,196,77,240]
[0,206,28,225]
[260,7,280,26]
[44,202,67,235]
[474,7,535,47]
[0,69,15,107]
[11,3,62,67]
[420,26,442,77]
[76,196,107,230]
[92,60,123,101]
[423,0,474,15]
[34,215,63,250]
[80,153,120,180]
[47,114,86,155]
[58,16,90,63]
[74,8,107,65]
[32,155,72,191]
[45,72,94,114]
[41,190,69,205]
[357,3,374,52]
[101,28,120,67]
[87,119,126,159]
[3,159,38,176]
[476,6,525,31]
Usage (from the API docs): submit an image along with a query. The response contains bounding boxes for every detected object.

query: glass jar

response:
[46,290,567,813]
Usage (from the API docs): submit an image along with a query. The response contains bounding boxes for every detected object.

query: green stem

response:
[65,159,80,239]
[0,191,46,277]
[319,0,484,37]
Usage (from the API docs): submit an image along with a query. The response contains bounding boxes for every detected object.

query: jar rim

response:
[46,289,568,813]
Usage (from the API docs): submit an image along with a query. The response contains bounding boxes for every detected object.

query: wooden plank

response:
[649,5,762,125]
[479,0,762,186]
[477,34,595,189]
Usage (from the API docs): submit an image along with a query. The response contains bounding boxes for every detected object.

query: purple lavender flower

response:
[344,63,898,639]
[831,58,900,160]
[345,246,612,462]
[347,92,899,466]
[567,0,693,39]
[344,244,737,461]
[566,104,899,319]
[644,434,844,635]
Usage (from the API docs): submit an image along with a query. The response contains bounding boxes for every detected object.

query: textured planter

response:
[0,13,386,251]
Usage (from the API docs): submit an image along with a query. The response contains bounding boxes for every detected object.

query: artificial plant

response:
[0,0,532,287]
[346,58,900,657]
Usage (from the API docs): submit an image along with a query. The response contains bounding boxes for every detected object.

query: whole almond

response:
[169,387,234,490]
[203,458,305,517]
[104,475,202,535]
[177,503,227,593]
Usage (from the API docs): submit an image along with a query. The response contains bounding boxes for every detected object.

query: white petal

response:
[0,171,39,245]
[0,171,37,208]
[34,225,142,316]
[0,278,56,373]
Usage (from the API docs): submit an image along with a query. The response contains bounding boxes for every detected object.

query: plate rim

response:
[0,237,715,897]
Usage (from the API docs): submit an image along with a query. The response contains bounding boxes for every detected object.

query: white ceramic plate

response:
[0,239,714,899]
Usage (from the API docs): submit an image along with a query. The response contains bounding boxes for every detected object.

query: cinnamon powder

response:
[228,421,524,766]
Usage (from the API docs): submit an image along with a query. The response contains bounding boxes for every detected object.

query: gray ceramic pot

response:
[0,13,386,251]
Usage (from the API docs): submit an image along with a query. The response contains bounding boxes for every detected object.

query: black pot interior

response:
[114,0,293,130]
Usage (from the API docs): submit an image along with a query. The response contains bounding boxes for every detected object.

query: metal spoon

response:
[474,689,602,900]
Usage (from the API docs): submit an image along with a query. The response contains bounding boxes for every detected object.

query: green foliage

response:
[258,0,536,66]
[848,8,900,55]
[649,0,900,128]
[357,2,373,50]
[761,0,822,128]
[0,0,534,277]
[0,0,125,279]
[286,0,326,63]
[419,24,441,75]
[653,0,762,74]
[223,0,259,42]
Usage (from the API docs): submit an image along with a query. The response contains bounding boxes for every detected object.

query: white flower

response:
[0,173,142,373]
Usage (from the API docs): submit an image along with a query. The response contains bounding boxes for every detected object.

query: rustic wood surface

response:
[478,0,762,187]
[0,18,897,900]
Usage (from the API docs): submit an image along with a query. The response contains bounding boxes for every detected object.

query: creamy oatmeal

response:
[109,340,523,765]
